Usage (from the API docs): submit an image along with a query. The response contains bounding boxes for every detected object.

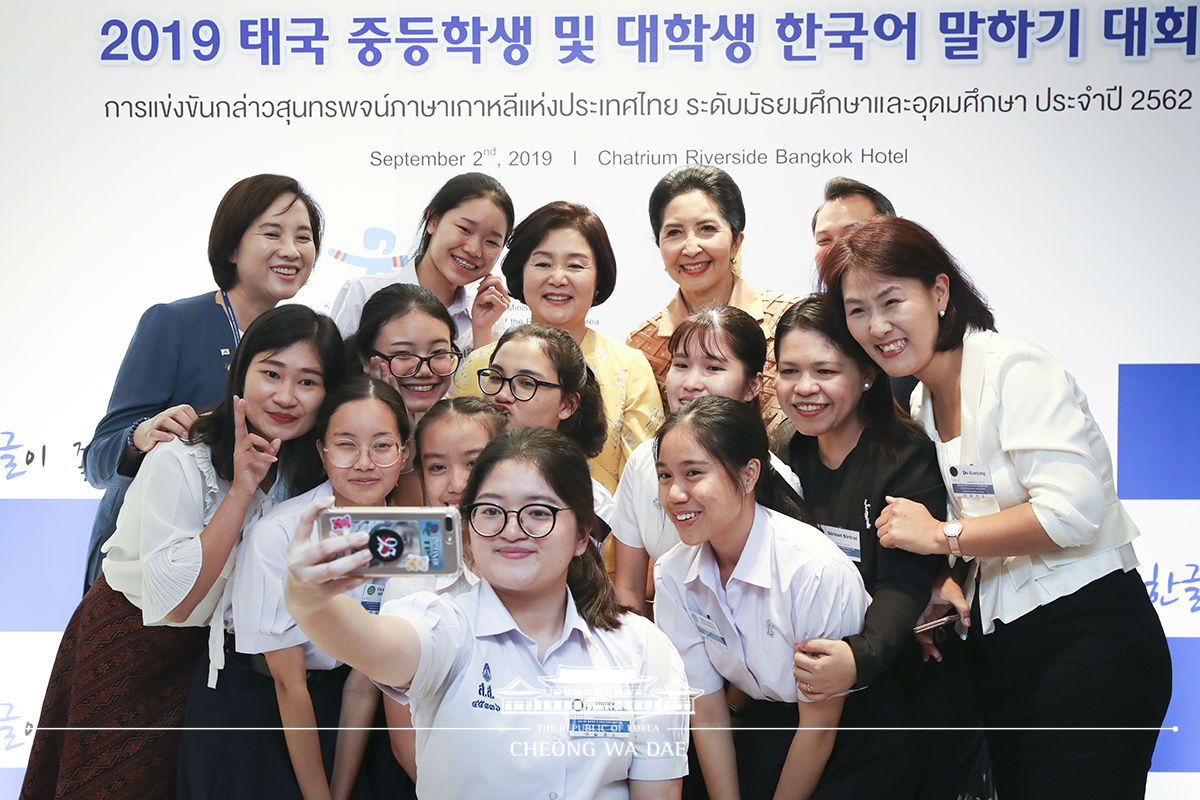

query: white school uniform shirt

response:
[612,438,803,561]
[377,581,690,799]
[329,269,531,354]
[911,330,1139,635]
[102,437,283,686]
[653,504,869,701]
[233,481,376,669]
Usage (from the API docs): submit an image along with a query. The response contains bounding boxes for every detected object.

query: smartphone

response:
[317,506,462,577]
[912,612,961,634]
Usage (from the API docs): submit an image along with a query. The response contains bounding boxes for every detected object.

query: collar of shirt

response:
[655,275,765,337]
[681,504,773,591]
[471,580,592,659]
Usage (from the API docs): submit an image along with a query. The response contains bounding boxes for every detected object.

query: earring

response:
[863,382,871,390]
[938,308,945,318]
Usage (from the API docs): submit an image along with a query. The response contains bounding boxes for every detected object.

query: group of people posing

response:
[22,167,1171,800]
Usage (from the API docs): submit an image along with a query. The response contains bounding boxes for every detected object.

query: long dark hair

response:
[414,173,515,265]
[775,295,928,457]
[655,395,815,526]
[347,283,459,361]
[667,305,765,406]
[461,427,627,630]
[190,305,345,493]
[490,324,606,458]
[819,216,995,352]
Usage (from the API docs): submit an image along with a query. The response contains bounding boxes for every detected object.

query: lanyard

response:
[220,290,241,347]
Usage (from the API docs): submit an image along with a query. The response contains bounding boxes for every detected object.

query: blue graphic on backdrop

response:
[328,227,410,275]
[1117,363,1200,500]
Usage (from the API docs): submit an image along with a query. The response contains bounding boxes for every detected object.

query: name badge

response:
[949,464,995,497]
[359,579,387,615]
[820,524,862,562]
[688,610,727,647]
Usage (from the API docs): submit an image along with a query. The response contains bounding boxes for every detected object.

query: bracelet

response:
[126,417,151,452]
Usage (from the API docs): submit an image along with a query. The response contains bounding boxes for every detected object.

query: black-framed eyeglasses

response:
[466,502,564,538]
[372,349,462,378]
[322,438,403,469]
[477,368,561,401]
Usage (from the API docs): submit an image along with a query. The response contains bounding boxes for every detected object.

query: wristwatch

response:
[943,521,963,557]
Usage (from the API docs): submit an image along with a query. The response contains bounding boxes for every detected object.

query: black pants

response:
[971,568,1172,800]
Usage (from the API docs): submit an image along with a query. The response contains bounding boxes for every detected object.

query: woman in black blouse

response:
[777,294,988,799]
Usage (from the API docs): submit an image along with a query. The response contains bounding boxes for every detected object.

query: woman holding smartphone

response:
[820,215,1171,799]
[286,427,690,799]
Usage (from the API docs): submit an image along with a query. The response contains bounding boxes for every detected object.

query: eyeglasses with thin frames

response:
[465,502,564,538]
[373,349,462,378]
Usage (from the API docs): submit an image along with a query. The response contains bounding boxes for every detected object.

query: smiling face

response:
[242,341,325,442]
[775,328,870,446]
[230,193,316,305]
[664,332,761,412]
[319,397,405,507]
[371,311,456,415]
[421,196,509,290]
[657,190,743,303]
[840,270,948,379]
[469,458,585,596]
[486,337,577,430]
[656,425,757,550]
[420,415,494,507]
[522,228,597,338]
[813,193,878,263]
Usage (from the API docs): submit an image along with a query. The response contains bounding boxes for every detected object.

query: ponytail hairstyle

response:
[346,282,459,361]
[775,295,928,457]
[413,396,509,466]
[490,324,607,458]
[190,304,345,494]
[460,427,627,630]
[414,172,515,266]
[655,395,815,526]
[667,305,766,407]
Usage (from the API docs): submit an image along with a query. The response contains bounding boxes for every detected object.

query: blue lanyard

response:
[220,290,241,347]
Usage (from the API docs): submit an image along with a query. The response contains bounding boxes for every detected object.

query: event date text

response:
[371,149,553,169]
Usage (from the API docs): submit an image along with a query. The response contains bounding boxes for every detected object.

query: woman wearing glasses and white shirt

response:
[286,427,690,800]
[347,283,463,506]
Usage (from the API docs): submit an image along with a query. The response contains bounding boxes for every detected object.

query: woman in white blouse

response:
[653,395,875,800]
[22,305,343,800]
[286,427,690,800]
[819,215,1171,799]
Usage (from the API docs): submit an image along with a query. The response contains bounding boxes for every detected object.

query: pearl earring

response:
[863,382,871,390]
[938,308,945,318]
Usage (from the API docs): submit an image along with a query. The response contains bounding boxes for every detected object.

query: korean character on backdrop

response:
[617,14,659,63]
[347,17,395,67]
[396,16,437,67]
[1154,4,1198,56]
[872,11,919,62]
[489,16,533,66]
[1104,6,1150,58]
[664,13,710,61]
[711,13,755,64]
[554,14,597,64]
[285,17,329,65]
[442,15,487,64]
[240,17,281,66]
[1035,8,1083,60]
[775,11,823,62]
[984,9,1037,61]
[939,10,986,61]
[824,11,870,61]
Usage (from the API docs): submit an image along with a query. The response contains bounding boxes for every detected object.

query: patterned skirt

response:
[19,575,207,800]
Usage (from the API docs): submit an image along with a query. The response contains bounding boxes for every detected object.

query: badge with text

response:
[819,524,862,562]
[948,464,1001,515]
[688,610,727,647]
